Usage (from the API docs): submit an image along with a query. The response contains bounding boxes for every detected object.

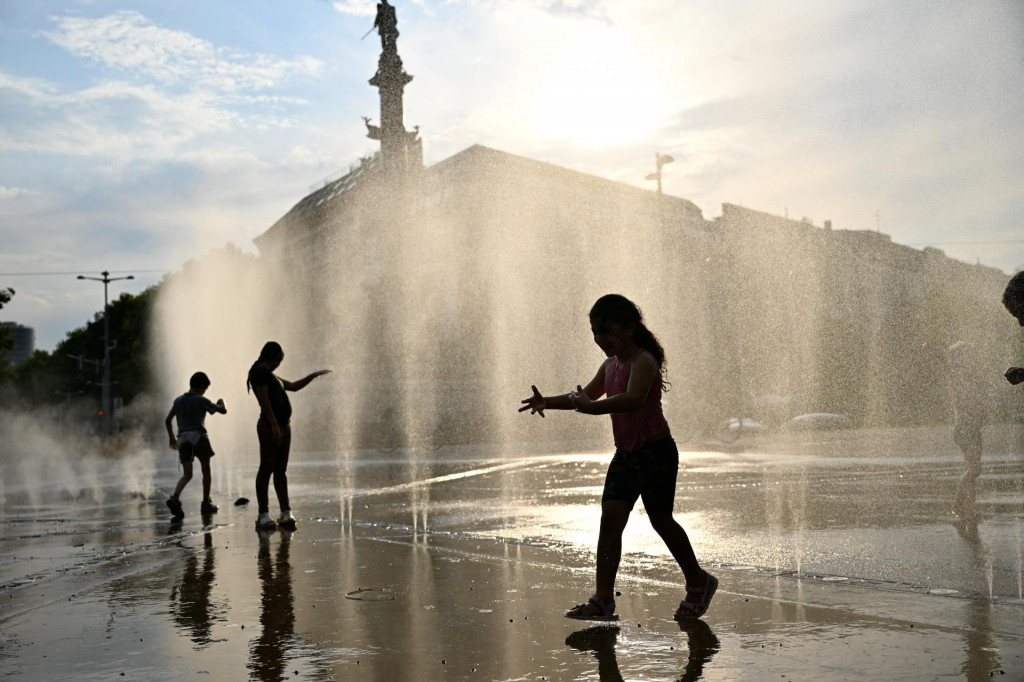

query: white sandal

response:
[675,571,718,620]
[566,594,619,621]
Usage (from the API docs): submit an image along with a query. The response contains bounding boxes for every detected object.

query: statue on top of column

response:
[373,1,399,53]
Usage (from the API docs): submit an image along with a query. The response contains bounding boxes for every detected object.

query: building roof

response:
[255,153,380,251]
[255,144,707,253]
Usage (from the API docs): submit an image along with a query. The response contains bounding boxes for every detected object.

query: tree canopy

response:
[2,286,156,408]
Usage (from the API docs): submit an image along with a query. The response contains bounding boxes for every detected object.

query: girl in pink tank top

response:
[604,350,668,453]
[520,295,717,622]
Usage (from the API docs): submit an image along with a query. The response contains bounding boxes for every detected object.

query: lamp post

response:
[645,152,674,194]
[77,270,134,437]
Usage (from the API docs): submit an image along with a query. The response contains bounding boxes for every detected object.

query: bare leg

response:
[954,447,982,518]
[256,421,273,514]
[200,458,212,501]
[595,500,632,602]
[649,513,704,585]
[255,468,271,513]
[173,461,193,498]
[272,425,292,513]
[273,470,290,512]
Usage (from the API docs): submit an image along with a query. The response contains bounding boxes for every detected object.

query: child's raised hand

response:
[519,385,546,417]
[570,385,593,413]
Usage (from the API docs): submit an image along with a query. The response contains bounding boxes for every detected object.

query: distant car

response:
[786,413,853,430]
[720,417,767,434]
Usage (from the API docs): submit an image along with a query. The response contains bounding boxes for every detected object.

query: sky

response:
[1,0,1022,351]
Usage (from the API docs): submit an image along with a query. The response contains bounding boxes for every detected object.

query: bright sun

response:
[530,27,668,149]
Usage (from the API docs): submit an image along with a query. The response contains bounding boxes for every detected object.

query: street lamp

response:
[77,270,134,437]
[645,152,674,195]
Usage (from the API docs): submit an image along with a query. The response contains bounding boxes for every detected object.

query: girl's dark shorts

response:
[179,436,215,465]
[601,436,678,515]
[257,417,291,466]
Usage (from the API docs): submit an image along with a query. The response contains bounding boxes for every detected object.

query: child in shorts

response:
[165,371,227,518]
[948,342,986,519]
[520,294,716,621]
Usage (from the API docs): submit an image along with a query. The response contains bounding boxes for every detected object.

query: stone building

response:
[708,205,1012,426]
[253,3,1014,445]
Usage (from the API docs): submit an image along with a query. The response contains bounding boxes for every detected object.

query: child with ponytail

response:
[247,341,331,530]
[520,294,717,621]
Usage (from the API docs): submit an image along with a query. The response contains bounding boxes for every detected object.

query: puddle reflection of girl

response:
[249,531,295,680]
[521,294,717,621]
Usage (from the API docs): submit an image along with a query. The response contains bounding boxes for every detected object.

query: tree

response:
[8,286,157,409]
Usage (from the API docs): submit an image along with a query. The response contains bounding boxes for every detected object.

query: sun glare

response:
[530,28,668,149]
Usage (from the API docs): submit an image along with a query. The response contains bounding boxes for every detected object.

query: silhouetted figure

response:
[1003,271,1024,385]
[247,341,331,530]
[948,342,986,520]
[565,626,624,681]
[565,620,720,681]
[676,619,721,682]
[952,515,1000,679]
[164,371,227,518]
[521,295,717,621]
[373,0,399,53]
[249,530,295,681]
[362,115,382,141]
[170,532,222,647]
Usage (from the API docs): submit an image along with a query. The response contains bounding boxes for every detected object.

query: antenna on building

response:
[644,152,673,194]
[875,209,881,232]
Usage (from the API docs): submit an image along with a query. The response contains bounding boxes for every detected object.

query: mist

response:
[0,400,160,514]
[150,146,1021,472]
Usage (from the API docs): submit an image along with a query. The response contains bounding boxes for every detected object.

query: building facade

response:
[1,322,35,365]
[249,4,1017,447]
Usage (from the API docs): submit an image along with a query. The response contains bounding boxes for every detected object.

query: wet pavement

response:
[1,425,1022,680]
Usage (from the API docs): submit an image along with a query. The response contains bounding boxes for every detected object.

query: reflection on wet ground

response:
[170,530,224,647]
[0,425,1022,680]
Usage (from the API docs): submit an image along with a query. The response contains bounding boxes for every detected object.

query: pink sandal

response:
[675,571,718,620]
[565,594,619,621]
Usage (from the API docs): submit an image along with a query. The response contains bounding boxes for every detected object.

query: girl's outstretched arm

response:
[282,369,332,392]
[572,352,658,415]
[519,362,608,417]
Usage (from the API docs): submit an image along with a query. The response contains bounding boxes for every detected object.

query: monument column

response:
[366,0,421,176]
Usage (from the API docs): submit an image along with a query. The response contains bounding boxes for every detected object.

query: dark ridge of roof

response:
[257,144,707,249]
[719,204,1006,276]
[257,154,380,245]
[432,145,704,218]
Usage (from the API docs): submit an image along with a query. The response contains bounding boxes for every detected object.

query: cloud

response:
[0,74,236,161]
[535,0,610,21]
[0,186,36,200]
[4,0,1023,350]
[332,1,377,17]
[44,11,321,91]
[0,12,326,164]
